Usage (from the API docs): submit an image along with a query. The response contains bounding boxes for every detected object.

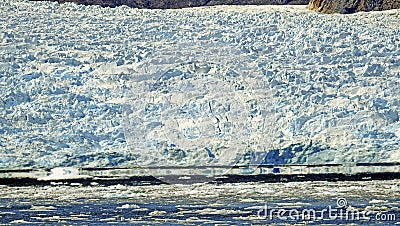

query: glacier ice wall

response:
[0,0,399,169]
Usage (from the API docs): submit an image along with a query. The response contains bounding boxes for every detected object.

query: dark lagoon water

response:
[1,180,399,224]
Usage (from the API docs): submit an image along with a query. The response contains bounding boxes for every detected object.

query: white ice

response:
[0,0,399,169]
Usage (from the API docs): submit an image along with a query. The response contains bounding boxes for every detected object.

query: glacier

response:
[0,0,399,169]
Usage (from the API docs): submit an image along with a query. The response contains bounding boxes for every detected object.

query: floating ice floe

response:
[38,167,90,180]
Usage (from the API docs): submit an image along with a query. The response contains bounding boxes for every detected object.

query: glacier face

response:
[123,42,278,172]
[0,0,399,169]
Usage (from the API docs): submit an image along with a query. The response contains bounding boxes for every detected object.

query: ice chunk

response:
[38,167,89,180]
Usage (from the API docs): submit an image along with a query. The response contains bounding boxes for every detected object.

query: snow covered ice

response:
[0,0,399,169]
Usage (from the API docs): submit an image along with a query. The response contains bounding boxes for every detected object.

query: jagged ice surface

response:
[0,0,399,169]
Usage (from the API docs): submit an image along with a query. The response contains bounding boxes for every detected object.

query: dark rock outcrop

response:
[48,0,309,9]
[309,0,400,14]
